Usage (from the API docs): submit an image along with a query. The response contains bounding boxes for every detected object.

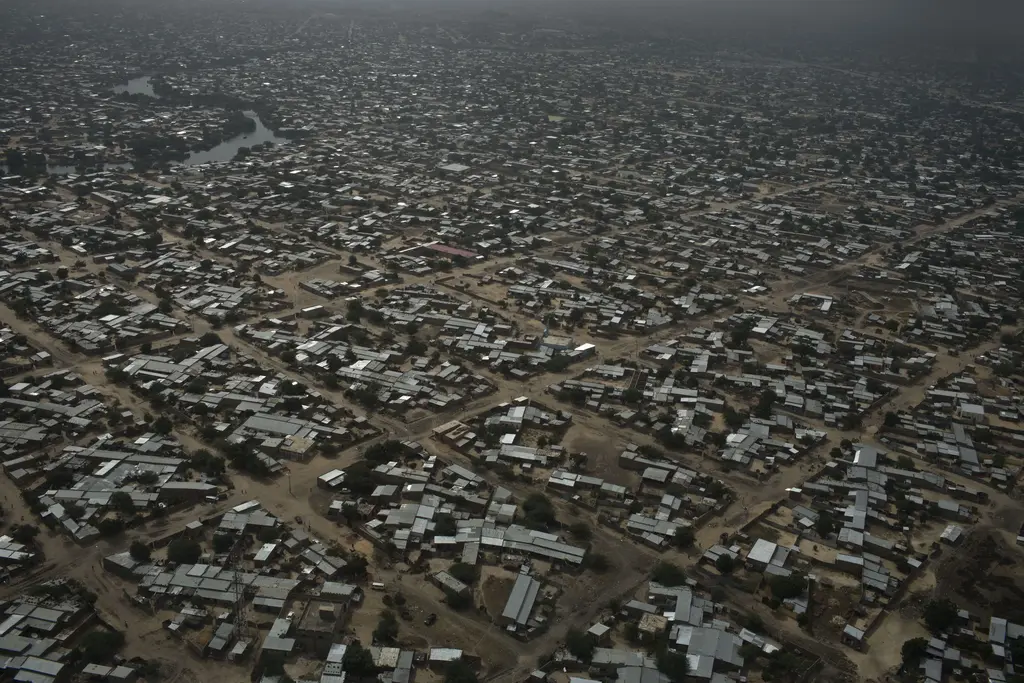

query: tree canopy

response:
[521,493,557,530]
[167,538,202,565]
[565,629,597,662]
[652,561,687,587]
[923,599,958,633]
[129,541,151,563]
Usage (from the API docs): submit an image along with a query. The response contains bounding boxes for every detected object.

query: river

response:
[109,76,288,166]
[184,110,286,166]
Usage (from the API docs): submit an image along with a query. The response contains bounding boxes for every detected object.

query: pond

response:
[112,76,156,98]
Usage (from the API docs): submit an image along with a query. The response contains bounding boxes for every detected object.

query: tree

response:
[814,512,837,538]
[715,553,736,574]
[769,574,806,601]
[569,521,592,541]
[723,406,746,430]
[445,661,479,683]
[340,555,369,580]
[565,629,597,662]
[98,517,125,537]
[373,610,399,644]
[190,450,225,477]
[622,388,643,405]
[901,637,928,668]
[129,541,151,563]
[448,563,479,585]
[363,439,406,465]
[923,599,958,633]
[167,538,202,565]
[652,561,687,587]
[347,298,364,322]
[446,592,473,611]
[897,455,915,470]
[656,647,689,683]
[884,411,899,428]
[435,514,458,537]
[673,526,695,549]
[754,390,776,419]
[213,534,235,554]
[342,642,377,679]
[730,322,753,348]
[109,491,135,515]
[10,524,39,545]
[262,652,286,676]
[406,338,427,356]
[583,553,610,573]
[521,493,556,530]
[81,630,125,661]
[199,332,222,346]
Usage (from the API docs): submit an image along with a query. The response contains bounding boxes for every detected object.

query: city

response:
[1,2,1024,683]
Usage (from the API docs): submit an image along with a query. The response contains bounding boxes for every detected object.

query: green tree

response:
[340,555,369,580]
[674,526,695,549]
[109,491,135,515]
[444,660,478,683]
[656,647,690,683]
[213,534,235,554]
[199,332,222,346]
[343,641,376,678]
[447,592,473,611]
[814,512,837,538]
[435,514,458,537]
[521,493,556,530]
[622,388,643,405]
[565,629,597,662]
[80,629,125,661]
[373,610,399,644]
[129,541,151,563]
[901,637,928,667]
[754,390,776,419]
[569,521,592,541]
[167,538,202,565]
[769,574,806,601]
[98,518,124,537]
[923,599,958,633]
[190,450,225,477]
[448,563,479,585]
[347,298,364,322]
[652,561,687,587]
[715,553,736,574]
[152,415,173,435]
[583,553,610,573]
[363,439,406,465]
[10,524,39,545]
